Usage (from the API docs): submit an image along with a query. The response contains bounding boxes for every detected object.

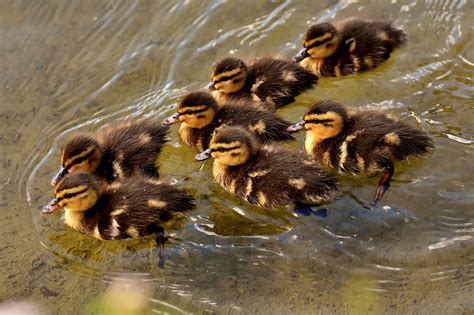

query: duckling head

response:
[51,136,102,186]
[288,100,348,140]
[195,126,258,166]
[162,91,218,129]
[43,172,100,215]
[293,23,340,62]
[210,57,248,94]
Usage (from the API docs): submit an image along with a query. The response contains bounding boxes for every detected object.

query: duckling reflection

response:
[209,56,318,107]
[51,119,169,185]
[195,125,337,211]
[162,91,294,152]
[42,172,194,267]
[288,100,433,204]
[292,19,406,77]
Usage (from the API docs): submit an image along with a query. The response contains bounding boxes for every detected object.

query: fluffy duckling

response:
[288,100,433,203]
[42,172,194,264]
[209,56,318,108]
[51,119,169,186]
[162,91,294,152]
[292,19,407,77]
[195,125,337,209]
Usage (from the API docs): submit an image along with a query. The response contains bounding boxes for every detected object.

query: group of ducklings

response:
[42,19,433,255]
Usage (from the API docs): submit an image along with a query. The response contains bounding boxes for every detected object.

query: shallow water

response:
[0,0,473,313]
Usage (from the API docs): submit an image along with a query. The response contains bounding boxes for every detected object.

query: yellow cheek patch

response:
[304,32,333,47]
[210,141,241,150]
[178,105,208,114]
[56,185,88,198]
[212,68,242,82]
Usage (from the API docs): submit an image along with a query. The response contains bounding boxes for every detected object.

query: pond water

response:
[1,0,473,313]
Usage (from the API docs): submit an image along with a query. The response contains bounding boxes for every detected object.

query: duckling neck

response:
[305,132,325,154]
[64,210,86,233]
[212,160,229,184]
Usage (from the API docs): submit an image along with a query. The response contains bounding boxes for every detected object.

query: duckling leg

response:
[154,226,167,268]
[373,162,394,205]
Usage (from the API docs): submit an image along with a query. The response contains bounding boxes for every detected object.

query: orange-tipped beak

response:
[287,119,305,132]
[162,113,180,125]
[51,167,67,186]
[41,199,62,215]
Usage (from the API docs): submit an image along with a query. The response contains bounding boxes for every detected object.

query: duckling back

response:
[312,111,432,174]
[248,57,318,107]
[338,20,407,72]
[215,145,337,208]
[96,119,169,181]
[82,177,194,240]
[179,99,294,151]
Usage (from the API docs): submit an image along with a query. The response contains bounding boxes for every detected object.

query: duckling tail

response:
[384,24,407,49]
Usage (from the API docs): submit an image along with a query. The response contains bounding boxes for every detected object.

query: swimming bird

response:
[209,56,318,108]
[51,119,168,186]
[43,172,194,266]
[162,91,294,153]
[288,100,433,204]
[292,19,407,77]
[195,125,337,209]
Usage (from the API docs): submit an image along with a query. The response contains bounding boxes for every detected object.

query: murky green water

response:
[1,0,473,313]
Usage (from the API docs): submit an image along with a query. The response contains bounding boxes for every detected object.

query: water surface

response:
[0,0,473,313]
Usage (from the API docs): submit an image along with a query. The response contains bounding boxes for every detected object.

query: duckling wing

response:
[220,101,295,143]
[249,57,318,108]
[98,119,169,179]
[338,20,407,72]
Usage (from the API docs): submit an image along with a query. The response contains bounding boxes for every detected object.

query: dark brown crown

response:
[212,126,258,151]
[62,135,100,165]
[304,22,337,42]
[55,172,101,194]
[178,91,218,110]
[306,100,349,121]
[213,57,247,75]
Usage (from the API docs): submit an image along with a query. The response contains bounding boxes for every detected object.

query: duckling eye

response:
[217,148,226,153]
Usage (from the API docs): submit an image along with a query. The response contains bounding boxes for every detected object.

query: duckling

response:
[51,119,169,186]
[292,19,407,77]
[42,172,194,265]
[162,91,295,153]
[288,100,433,204]
[209,56,318,108]
[194,125,337,209]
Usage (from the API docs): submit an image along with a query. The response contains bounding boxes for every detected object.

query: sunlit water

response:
[0,0,473,313]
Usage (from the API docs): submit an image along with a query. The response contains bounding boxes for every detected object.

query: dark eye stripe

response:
[210,146,240,153]
[213,72,242,83]
[305,118,334,124]
[57,188,88,202]
[307,37,333,49]
[64,149,96,169]
[178,108,207,116]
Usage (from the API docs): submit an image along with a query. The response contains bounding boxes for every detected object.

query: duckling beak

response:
[291,48,309,63]
[51,167,67,186]
[41,199,61,215]
[194,148,212,161]
[206,81,215,90]
[162,113,179,125]
[288,119,305,132]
